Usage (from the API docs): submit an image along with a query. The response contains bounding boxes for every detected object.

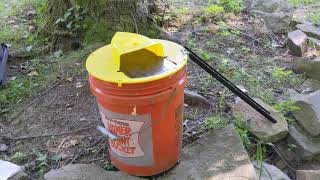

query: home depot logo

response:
[107,118,144,157]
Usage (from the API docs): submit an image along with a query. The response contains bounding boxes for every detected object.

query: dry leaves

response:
[47,136,80,160]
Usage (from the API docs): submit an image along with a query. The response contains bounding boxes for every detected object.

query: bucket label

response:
[107,118,144,157]
[98,105,153,166]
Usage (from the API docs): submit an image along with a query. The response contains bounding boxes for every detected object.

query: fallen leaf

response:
[66,77,73,82]
[54,50,63,58]
[76,82,83,88]
[207,24,220,34]
[10,76,17,81]
[47,136,80,160]
[21,34,28,39]
[0,144,8,152]
[26,45,33,52]
[27,70,39,77]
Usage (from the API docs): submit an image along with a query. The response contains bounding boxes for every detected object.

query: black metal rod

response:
[184,46,277,123]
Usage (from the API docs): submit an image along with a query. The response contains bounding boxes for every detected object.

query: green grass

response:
[289,0,318,7]
[0,0,47,16]
[205,5,225,17]
[307,11,320,26]
[233,115,252,150]
[0,43,102,113]
[205,115,229,129]
[11,151,28,164]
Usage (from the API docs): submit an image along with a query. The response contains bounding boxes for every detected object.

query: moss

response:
[83,19,114,43]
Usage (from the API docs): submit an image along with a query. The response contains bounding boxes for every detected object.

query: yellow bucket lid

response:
[86,32,187,86]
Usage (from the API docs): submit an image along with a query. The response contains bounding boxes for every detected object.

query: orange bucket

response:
[86,32,188,176]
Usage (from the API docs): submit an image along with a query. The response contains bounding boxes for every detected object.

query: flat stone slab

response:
[289,90,320,136]
[288,30,307,57]
[296,170,320,180]
[231,98,288,143]
[165,125,257,180]
[252,161,290,180]
[44,164,143,180]
[297,23,320,40]
[299,79,320,94]
[309,37,320,51]
[45,125,256,180]
[292,58,320,81]
[287,126,320,160]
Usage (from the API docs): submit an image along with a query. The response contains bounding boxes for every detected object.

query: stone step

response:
[308,37,320,51]
[289,89,320,137]
[231,98,288,143]
[296,23,320,40]
[164,125,257,180]
[44,125,257,180]
[292,58,320,81]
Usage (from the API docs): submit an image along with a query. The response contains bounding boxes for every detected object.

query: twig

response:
[130,11,139,33]
[160,1,169,27]
[85,157,105,164]
[269,145,296,172]
[11,126,95,141]
[67,137,103,164]
[183,121,205,136]
[10,77,65,120]
[228,26,265,46]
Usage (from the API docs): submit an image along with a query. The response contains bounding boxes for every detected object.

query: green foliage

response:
[287,143,297,151]
[205,5,225,16]
[104,161,116,171]
[272,99,301,115]
[0,44,100,111]
[220,0,243,13]
[272,68,293,81]
[308,11,320,26]
[255,142,264,179]
[11,152,28,164]
[33,150,49,176]
[34,0,47,14]
[233,115,252,150]
[241,46,251,54]
[0,79,36,105]
[289,0,317,7]
[55,5,86,31]
[83,19,113,43]
[205,115,228,129]
[0,2,4,13]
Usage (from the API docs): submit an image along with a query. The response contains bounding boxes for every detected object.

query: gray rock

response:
[299,79,320,94]
[291,9,312,28]
[296,170,320,180]
[287,126,320,160]
[288,30,308,56]
[292,58,320,81]
[297,23,320,40]
[184,90,211,108]
[231,98,288,142]
[289,90,320,136]
[8,172,29,180]
[308,37,320,50]
[44,164,143,180]
[252,161,290,180]
[248,0,293,33]
[165,125,257,180]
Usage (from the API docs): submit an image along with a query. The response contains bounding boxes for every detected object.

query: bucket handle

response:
[97,126,119,140]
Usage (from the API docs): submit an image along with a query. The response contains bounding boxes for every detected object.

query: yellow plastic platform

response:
[86,32,187,86]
